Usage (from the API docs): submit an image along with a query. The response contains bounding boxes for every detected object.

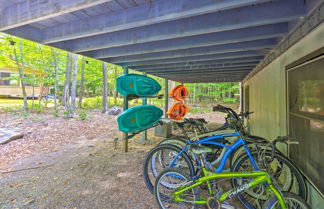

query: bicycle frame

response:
[171,169,286,209]
[169,131,259,173]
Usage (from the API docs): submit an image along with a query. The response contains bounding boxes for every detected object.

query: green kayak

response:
[117,105,163,133]
[116,74,161,97]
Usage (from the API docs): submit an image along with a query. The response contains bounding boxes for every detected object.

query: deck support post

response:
[142,72,148,141]
[165,79,169,118]
[123,67,129,152]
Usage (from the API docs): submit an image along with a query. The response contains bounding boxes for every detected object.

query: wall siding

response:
[244,23,324,207]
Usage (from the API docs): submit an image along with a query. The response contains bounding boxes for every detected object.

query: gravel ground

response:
[0,110,242,209]
[0,133,159,209]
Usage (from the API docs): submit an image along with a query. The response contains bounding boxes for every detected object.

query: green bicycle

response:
[154,148,310,209]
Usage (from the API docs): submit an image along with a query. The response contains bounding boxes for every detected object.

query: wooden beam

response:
[132,58,263,71]
[81,24,287,58]
[56,0,304,53]
[112,51,263,67]
[145,64,257,74]
[104,39,277,63]
[136,61,260,72]
[0,0,113,31]
[43,0,270,43]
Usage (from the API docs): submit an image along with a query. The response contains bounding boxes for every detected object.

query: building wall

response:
[243,23,324,207]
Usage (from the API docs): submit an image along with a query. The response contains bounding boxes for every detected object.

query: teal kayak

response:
[117,74,161,97]
[117,105,163,133]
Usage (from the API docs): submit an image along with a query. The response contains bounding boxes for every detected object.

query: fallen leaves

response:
[0,111,119,171]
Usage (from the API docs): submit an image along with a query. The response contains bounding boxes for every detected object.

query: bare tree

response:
[12,40,28,112]
[114,66,118,106]
[63,53,72,111]
[102,62,108,113]
[78,57,86,108]
[51,48,59,115]
[71,54,78,112]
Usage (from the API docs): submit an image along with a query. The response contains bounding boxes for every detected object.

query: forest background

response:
[0,33,240,118]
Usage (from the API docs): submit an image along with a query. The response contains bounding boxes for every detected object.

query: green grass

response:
[0,98,32,108]
[189,106,213,114]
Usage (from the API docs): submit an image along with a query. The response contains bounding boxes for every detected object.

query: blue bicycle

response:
[143,105,306,209]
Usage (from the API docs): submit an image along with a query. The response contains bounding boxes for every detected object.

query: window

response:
[0,72,10,86]
[287,51,324,195]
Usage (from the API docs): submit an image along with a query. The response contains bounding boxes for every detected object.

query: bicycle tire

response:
[154,167,200,209]
[229,142,281,169]
[232,151,307,209]
[143,144,195,194]
[263,192,310,209]
[158,136,187,148]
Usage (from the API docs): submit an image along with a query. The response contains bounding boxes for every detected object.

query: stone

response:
[107,106,122,115]
[0,128,24,144]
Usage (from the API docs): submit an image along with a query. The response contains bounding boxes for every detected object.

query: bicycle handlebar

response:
[270,136,299,161]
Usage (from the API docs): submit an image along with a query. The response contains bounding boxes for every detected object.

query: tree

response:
[51,48,59,116]
[12,40,28,112]
[71,54,78,112]
[78,57,86,108]
[102,62,108,113]
[63,52,72,112]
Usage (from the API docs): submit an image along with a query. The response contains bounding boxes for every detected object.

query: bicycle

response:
[154,166,310,209]
[143,106,307,208]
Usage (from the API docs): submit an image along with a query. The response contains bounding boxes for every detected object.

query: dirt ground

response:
[0,110,230,209]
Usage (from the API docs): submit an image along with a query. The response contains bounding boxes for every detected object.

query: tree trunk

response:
[12,40,28,112]
[37,44,46,108]
[102,62,109,113]
[71,54,78,113]
[51,48,59,116]
[39,84,44,107]
[31,81,35,111]
[64,53,72,111]
[78,57,85,108]
[114,66,117,106]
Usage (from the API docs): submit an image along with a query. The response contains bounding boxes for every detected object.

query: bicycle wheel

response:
[143,144,195,194]
[229,143,281,169]
[154,167,200,209]
[263,192,310,209]
[158,136,188,148]
[232,151,307,209]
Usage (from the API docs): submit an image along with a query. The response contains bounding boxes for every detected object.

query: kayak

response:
[117,74,161,97]
[117,105,163,133]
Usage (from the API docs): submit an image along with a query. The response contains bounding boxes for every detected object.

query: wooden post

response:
[165,79,169,118]
[123,67,129,152]
[102,62,108,113]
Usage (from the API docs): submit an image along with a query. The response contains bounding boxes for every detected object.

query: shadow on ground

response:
[0,136,157,209]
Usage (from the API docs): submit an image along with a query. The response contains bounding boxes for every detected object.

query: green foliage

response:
[52,109,59,117]
[12,110,30,117]
[0,32,240,115]
[223,97,237,103]
[30,116,46,121]
[1,106,16,112]
[29,103,44,113]
[78,110,88,120]
[64,108,74,118]
[189,107,213,114]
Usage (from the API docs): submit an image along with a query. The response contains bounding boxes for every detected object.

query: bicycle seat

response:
[245,134,269,143]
